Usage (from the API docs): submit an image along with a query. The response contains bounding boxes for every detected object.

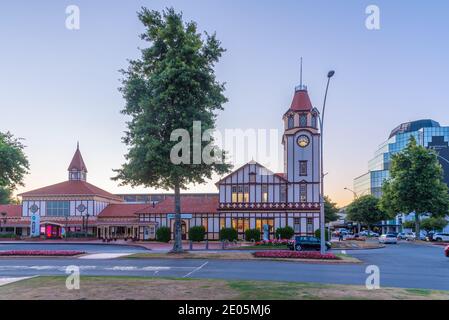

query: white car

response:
[379,234,398,244]
[432,233,449,242]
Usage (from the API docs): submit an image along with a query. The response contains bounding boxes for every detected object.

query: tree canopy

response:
[0,131,29,191]
[346,195,389,230]
[379,136,449,236]
[324,196,339,223]
[113,7,231,252]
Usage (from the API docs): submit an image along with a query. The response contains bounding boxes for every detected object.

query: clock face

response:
[297,135,310,148]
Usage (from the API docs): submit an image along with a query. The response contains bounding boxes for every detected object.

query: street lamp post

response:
[319,70,335,255]
[344,187,358,199]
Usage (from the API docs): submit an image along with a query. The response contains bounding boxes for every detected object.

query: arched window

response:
[288,115,294,129]
[299,114,307,127]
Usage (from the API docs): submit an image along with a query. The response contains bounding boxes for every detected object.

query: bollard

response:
[206,240,209,250]
[189,240,193,251]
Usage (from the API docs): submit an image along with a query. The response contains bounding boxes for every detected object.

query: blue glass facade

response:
[354,119,449,232]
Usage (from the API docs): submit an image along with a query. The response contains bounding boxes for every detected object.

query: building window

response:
[299,161,307,176]
[300,184,307,202]
[280,185,287,202]
[232,218,250,234]
[231,186,238,202]
[46,201,70,217]
[232,185,249,202]
[288,115,294,129]
[294,218,301,233]
[307,218,313,234]
[220,218,226,230]
[312,115,317,128]
[262,185,268,202]
[202,218,208,232]
[249,172,256,183]
[299,114,307,127]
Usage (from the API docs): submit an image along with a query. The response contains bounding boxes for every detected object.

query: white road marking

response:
[0,276,37,287]
[79,253,133,259]
[183,261,209,278]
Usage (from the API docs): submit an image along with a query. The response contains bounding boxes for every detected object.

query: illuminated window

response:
[262,185,268,202]
[202,218,208,232]
[231,186,238,202]
[220,218,226,229]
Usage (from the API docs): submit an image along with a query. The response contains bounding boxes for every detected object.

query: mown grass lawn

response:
[1,276,448,300]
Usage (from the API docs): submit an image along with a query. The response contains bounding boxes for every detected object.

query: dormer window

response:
[288,115,294,129]
[299,114,307,127]
[311,115,317,128]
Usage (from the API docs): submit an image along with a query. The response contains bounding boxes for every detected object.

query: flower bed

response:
[253,250,339,260]
[344,237,366,241]
[254,239,293,246]
[0,250,85,256]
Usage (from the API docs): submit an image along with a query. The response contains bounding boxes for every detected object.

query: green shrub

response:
[156,226,171,243]
[245,228,261,241]
[65,231,95,238]
[0,233,16,239]
[189,226,206,242]
[219,228,238,242]
[315,228,330,241]
[275,226,295,239]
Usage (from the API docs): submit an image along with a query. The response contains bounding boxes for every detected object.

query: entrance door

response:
[181,221,187,240]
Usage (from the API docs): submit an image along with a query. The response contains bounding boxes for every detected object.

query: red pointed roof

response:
[290,89,313,112]
[68,144,87,172]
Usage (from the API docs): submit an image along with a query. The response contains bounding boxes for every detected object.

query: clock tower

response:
[282,77,321,204]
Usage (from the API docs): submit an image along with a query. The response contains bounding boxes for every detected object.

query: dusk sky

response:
[1,0,449,206]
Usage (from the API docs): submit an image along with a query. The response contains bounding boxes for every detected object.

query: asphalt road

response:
[0,242,448,290]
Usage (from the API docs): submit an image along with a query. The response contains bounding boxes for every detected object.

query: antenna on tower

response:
[296,57,307,91]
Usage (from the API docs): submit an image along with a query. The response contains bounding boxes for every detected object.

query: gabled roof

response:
[18,180,122,202]
[216,161,288,185]
[68,144,87,172]
[136,195,219,214]
[289,89,313,112]
[98,203,149,218]
[0,204,22,217]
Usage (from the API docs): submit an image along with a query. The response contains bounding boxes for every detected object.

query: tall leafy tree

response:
[114,8,231,252]
[420,217,448,234]
[346,195,389,231]
[324,196,339,223]
[0,187,13,204]
[379,137,449,237]
[0,131,29,190]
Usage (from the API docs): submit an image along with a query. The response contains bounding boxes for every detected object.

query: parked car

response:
[287,236,332,251]
[397,232,416,241]
[359,230,379,237]
[379,234,398,244]
[445,245,449,257]
[432,233,449,242]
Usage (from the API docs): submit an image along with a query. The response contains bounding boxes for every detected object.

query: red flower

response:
[253,250,338,260]
[0,250,85,256]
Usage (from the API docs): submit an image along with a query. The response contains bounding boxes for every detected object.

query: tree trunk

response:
[171,183,183,253]
[415,213,421,241]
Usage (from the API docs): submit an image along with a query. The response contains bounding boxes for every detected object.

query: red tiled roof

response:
[18,181,122,202]
[0,204,22,217]
[136,196,219,214]
[274,173,287,180]
[68,145,87,172]
[98,204,149,218]
[290,89,312,112]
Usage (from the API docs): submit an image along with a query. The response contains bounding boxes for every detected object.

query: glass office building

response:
[354,119,449,233]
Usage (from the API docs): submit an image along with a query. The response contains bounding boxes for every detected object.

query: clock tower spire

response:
[68,142,88,181]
